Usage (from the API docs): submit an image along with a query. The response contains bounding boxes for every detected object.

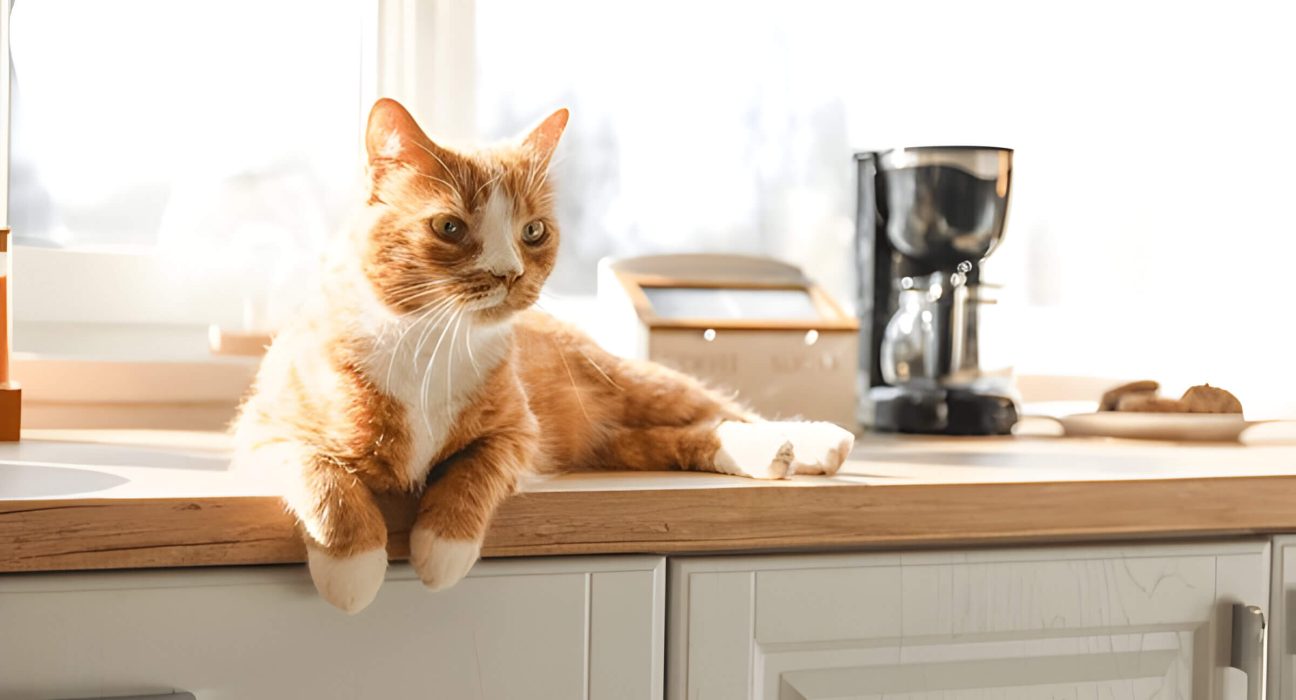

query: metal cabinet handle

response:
[1230,603,1267,700]
[60,689,193,694]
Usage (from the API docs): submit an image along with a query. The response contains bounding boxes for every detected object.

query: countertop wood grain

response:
[3,429,1296,573]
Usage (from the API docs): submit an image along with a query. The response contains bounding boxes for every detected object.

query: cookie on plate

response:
[1180,384,1243,414]
[1099,380,1160,412]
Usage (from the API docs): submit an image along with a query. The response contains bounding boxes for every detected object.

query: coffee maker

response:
[855,147,1018,435]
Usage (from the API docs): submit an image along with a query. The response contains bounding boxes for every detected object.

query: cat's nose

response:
[493,271,522,289]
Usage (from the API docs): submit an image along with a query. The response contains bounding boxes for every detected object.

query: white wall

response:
[477,0,1296,416]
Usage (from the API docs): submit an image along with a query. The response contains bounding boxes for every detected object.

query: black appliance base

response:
[870,386,1018,436]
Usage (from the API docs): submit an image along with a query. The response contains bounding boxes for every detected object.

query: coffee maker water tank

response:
[875,148,1011,266]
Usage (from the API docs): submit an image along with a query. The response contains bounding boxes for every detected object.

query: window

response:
[6,1,1295,420]
[475,0,1296,417]
[9,0,369,338]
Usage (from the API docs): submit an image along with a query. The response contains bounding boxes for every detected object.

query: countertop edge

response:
[5,474,1296,574]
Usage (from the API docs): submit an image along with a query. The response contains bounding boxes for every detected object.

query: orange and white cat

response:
[232,98,854,613]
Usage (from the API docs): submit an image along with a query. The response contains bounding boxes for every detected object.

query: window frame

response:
[4,0,476,420]
[8,0,476,341]
[0,0,9,227]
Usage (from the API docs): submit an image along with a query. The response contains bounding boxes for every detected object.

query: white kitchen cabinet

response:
[1269,535,1296,698]
[669,541,1270,699]
[0,555,665,700]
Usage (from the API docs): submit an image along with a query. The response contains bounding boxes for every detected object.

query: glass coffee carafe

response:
[880,286,936,388]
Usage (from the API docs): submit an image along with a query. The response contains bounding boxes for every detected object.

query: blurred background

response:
[7,0,1296,416]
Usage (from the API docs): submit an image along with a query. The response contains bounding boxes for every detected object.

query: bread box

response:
[595,254,858,428]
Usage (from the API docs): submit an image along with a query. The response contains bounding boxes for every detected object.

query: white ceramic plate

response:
[1056,412,1250,442]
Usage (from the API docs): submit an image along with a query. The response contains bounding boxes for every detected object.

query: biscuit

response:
[1115,394,1190,413]
[1099,380,1160,412]
[1180,384,1243,414]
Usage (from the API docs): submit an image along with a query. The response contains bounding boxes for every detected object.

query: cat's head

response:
[359,98,568,324]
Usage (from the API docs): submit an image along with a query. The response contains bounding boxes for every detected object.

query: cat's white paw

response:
[782,421,855,475]
[410,528,481,591]
[307,546,388,614]
[712,421,795,480]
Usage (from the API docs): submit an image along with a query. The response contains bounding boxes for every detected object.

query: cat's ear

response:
[365,98,451,180]
[521,108,569,171]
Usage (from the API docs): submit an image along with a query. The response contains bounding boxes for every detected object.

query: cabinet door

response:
[669,541,1268,699]
[1269,535,1296,698]
[0,555,664,700]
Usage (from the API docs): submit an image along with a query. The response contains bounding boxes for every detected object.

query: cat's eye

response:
[430,214,468,242]
[521,220,547,245]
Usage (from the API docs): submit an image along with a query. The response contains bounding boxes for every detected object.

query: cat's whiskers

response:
[417,329,445,435]
[392,295,452,337]
[576,346,622,391]
[408,171,460,196]
[399,294,457,332]
[525,162,547,196]
[382,276,454,298]
[418,303,461,383]
[409,306,462,425]
[525,153,562,193]
[407,139,467,193]
[400,295,457,349]
[533,295,622,391]
[445,311,465,407]
[372,280,455,350]
[419,306,463,435]
[523,163,539,194]
[473,170,504,202]
[552,335,592,426]
[386,284,455,310]
[388,280,454,298]
[388,286,451,303]
[384,296,458,390]
[407,138,454,173]
[409,295,464,365]
[388,278,455,294]
[464,321,480,376]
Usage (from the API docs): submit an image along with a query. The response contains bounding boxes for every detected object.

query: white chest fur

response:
[361,310,513,486]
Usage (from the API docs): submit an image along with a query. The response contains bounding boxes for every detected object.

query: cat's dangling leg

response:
[410,424,538,591]
[249,441,389,614]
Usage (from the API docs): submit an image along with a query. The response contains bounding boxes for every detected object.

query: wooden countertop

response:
[4,428,1296,573]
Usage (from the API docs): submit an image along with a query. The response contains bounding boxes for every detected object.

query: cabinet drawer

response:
[0,555,664,700]
[669,541,1268,700]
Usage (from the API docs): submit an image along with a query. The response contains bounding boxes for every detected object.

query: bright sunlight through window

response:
[9,0,364,262]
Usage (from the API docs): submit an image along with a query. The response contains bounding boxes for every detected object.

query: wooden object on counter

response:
[207,325,274,357]
[598,254,858,426]
[3,430,1296,573]
[0,229,19,442]
[0,386,19,442]
[1,5,19,441]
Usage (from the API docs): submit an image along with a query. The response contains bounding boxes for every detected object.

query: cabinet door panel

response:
[0,555,664,700]
[686,570,756,699]
[1268,536,1296,698]
[590,569,665,699]
[899,555,1218,635]
[669,542,1269,700]
[757,566,903,644]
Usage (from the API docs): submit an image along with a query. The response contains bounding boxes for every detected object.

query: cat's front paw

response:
[783,421,855,475]
[410,528,482,591]
[307,545,388,614]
